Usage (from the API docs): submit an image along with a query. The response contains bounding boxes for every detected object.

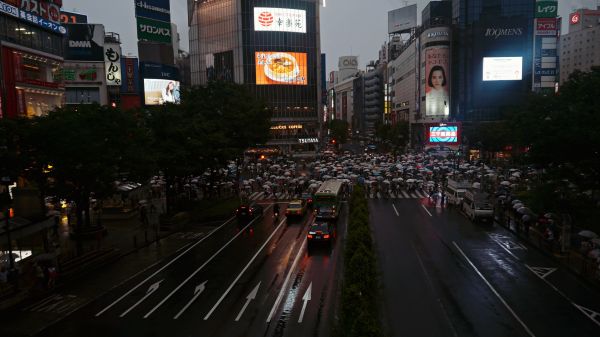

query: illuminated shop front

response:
[2,47,64,118]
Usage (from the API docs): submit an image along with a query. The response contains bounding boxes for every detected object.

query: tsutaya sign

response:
[298,138,318,144]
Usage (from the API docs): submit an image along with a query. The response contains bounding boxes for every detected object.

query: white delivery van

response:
[462,189,494,222]
[445,179,471,206]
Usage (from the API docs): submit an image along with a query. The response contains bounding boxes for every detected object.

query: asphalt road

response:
[34,203,347,337]
[371,195,600,337]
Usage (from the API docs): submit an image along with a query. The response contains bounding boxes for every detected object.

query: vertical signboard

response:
[104,43,122,86]
[424,47,450,116]
[121,57,139,94]
[533,0,558,93]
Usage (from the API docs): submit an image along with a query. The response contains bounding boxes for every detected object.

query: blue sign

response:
[135,0,171,23]
[429,126,458,143]
[0,1,66,34]
[140,62,179,80]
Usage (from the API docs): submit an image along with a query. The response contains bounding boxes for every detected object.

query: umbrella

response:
[511,199,522,205]
[578,230,598,239]
[500,181,511,186]
[544,213,558,219]
[517,207,533,215]
[513,203,524,210]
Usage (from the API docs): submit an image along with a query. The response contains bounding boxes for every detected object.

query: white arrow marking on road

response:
[235,282,261,322]
[298,282,312,323]
[173,281,207,320]
[529,266,557,279]
[120,280,163,318]
[574,303,600,328]
[421,204,433,217]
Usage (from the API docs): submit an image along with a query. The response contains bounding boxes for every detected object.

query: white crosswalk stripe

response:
[251,192,264,200]
[366,190,427,199]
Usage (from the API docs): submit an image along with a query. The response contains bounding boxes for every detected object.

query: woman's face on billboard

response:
[431,70,444,89]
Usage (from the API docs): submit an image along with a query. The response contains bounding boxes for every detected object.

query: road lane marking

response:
[267,237,307,323]
[574,304,600,328]
[298,282,312,323]
[95,216,236,317]
[204,218,286,320]
[173,281,207,320]
[487,233,521,261]
[421,205,433,217]
[120,280,163,317]
[143,208,271,319]
[235,282,261,322]
[392,204,400,217]
[528,266,557,280]
[402,191,410,198]
[453,242,535,337]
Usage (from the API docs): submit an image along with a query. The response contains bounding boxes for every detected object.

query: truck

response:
[445,178,471,206]
[461,188,494,222]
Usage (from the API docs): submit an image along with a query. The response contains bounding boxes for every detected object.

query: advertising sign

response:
[569,13,580,25]
[55,67,100,82]
[65,24,105,61]
[121,57,139,94]
[140,62,179,80]
[0,0,66,34]
[255,52,307,85]
[429,125,459,143]
[60,10,87,23]
[424,47,450,117]
[253,7,306,33]
[482,57,523,81]
[17,0,62,23]
[535,1,558,18]
[104,43,122,86]
[135,0,170,23]
[137,16,172,43]
[388,5,417,34]
[338,56,358,69]
[536,18,557,36]
[144,78,180,105]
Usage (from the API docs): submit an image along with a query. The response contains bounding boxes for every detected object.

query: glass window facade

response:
[0,15,64,56]
[190,0,321,146]
[452,0,534,121]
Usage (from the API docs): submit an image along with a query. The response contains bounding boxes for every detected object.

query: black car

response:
[236,203,264,220]
[307,221,335,249]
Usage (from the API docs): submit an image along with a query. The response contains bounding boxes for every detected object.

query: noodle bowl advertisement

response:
[255,52,307,85]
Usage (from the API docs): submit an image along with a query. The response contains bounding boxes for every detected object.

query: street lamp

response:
[1,176,15,274]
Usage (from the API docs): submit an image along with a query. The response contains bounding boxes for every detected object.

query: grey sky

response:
[63,0,598,72]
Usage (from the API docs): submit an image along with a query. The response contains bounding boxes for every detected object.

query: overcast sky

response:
[63,0,598,73]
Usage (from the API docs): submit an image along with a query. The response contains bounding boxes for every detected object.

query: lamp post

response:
[1,176,14,273]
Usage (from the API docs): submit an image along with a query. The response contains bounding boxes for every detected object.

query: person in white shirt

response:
[162,81,176,104]
[426,65,449,116]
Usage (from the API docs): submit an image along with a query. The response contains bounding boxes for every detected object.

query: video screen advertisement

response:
[144,79,180,105]
[424,47,450,117]
[427,123,461,145]
[255,52,307,85]
[483,57,523,81]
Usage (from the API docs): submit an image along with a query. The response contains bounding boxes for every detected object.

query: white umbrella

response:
[578,230,598,239]
[500,181,511,186]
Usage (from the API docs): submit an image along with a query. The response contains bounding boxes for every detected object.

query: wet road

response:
[34,203,347,337]
[371,195,600,337]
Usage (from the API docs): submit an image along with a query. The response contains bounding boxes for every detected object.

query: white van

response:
[445,179,471,206]
[462,189,494,222]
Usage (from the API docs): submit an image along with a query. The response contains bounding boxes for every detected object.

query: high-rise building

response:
[452,0,535,121]
[188,0,322,151]
[559,7,600,84]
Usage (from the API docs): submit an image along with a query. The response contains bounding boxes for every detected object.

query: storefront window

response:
[23,90,63,117]
[65,87,101,104]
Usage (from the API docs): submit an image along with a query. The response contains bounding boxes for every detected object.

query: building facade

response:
[452,0,535,122]
[0,0,66,119]
[560,7,600,84]
[188,0,322,151]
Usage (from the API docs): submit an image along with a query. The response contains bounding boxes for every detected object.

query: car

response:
[236,203,264,220]
[307,221,335,249]
[286,199,307,217]
[300,193,314,208]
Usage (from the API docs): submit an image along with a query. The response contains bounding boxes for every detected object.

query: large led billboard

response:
[255,52,307,85]
[144,79,180,105]
[425,47,451,116]
[483,57,523,81]
[429,125,459,143]
[254,7,306,33]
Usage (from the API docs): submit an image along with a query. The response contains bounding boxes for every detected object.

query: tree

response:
[375,121,409,154]
[29,104,154,252]
[329,119,349,144]
[146,81,271,213]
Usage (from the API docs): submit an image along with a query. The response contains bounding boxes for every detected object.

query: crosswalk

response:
[246,190,428,201]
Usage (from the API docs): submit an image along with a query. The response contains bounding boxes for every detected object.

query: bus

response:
[314,179,345,220]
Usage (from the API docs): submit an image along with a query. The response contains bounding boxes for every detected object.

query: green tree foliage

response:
[375,120,409,153]
[329,119,349,144]
[508,67,600,190]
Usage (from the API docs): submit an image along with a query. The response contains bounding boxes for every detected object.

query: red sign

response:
[18,0,63,24]
[126,58,135,93]
[536,18,557,31]
[258,12,273,27]
[570,13,580,25]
